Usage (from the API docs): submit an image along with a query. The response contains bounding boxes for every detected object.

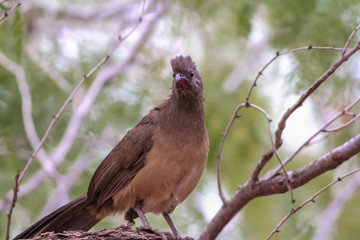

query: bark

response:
[26,225,193,240]
[199,134,360,240]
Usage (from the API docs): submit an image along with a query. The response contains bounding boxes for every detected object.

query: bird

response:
[14,55,209,239]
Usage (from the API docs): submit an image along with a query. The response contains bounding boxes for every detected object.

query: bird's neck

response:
[170,93,204,113]
[158,95,206,141]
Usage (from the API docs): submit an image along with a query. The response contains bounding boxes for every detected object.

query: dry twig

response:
[200,133,360,240]
[271,95,360,175]
[250,40,360,183]
[216,103,294,204]
[343,23,360,56]
[313,165,360,240]
[266,168,360,240]
[0,2,21,22]
[245,46,344,104]
[274,42,359,148]
[216,104,243,204]
[202,35,360,239]
[324,113,360,132]
[5,171,19,240]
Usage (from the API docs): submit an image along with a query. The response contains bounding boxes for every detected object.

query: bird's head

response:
[170,55,203,99]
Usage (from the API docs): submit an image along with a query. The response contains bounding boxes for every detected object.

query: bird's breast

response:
[125,127,209,214]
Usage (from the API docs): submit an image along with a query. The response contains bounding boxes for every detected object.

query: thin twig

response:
[202,32,360,240]
[217,104,244,204]
[271,95,360,175]
[343,23,360,56]
[313,164,360,240]
[246,46,344,104]
[266,168,360,240]
[275,42,360,147]
[5,171,19,240]
[0,2,21,22]
[247,40,360,188]
[248,104,295,203]
[324,113,360,132]
[200,134,360,240]
[216,103,295,204]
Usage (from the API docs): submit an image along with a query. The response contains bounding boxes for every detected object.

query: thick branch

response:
[200,134,360,240]
[29,225,188,240]
[266,168,360,240]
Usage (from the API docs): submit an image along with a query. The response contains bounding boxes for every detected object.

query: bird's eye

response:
[189,71,194,77]
[173,73,176,78]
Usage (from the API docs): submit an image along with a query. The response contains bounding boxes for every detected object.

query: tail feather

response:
[14,194,100,239]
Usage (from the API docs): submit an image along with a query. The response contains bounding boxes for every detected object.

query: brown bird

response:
[14,55,209,239]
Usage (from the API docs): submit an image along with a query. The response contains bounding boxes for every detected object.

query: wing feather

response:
[87,108,159,209]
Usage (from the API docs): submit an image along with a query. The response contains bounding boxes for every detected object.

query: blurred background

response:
[1,0,360,239]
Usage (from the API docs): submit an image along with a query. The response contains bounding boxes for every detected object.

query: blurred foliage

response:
[1,0,360,239]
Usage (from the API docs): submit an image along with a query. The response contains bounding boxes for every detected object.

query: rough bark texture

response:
[199,134,360,240]
[25,226,194,240]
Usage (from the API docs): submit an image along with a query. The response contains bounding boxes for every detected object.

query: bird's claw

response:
[136,226,167,240]
[122,220,135,229]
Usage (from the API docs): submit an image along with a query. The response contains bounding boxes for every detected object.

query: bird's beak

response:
[174,73,191,89]
[175,73,189,83]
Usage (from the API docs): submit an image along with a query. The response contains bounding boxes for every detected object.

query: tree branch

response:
[200,134,360,240]
[266,168,360,240]
[216,103,294,205]
[313,166,360,240]
[5,171,19,240]
[250,40,360,182]
[271,95,360,175]
[343,23,360,56]
[30,225,188,240]
[0,2,21,22]
[274,41,360,149]
[245,46,345,104]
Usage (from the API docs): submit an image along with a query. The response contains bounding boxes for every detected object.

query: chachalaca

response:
[14,55,209,239]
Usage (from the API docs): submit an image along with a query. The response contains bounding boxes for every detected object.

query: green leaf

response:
[0,3,11,11]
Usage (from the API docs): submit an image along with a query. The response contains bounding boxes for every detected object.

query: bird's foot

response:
[136,226,167,240]
[122,220,135,229]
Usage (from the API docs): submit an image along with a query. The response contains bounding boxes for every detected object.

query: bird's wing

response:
[87,108,159,210]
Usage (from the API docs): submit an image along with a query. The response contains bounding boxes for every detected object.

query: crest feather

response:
[171,55,197,73]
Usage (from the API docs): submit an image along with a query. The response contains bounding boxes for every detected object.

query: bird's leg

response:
[122,208,136,229]
[134,205,167,240]
[124,219,135,228]
[162,212,182,239]
[134,204,151,228]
